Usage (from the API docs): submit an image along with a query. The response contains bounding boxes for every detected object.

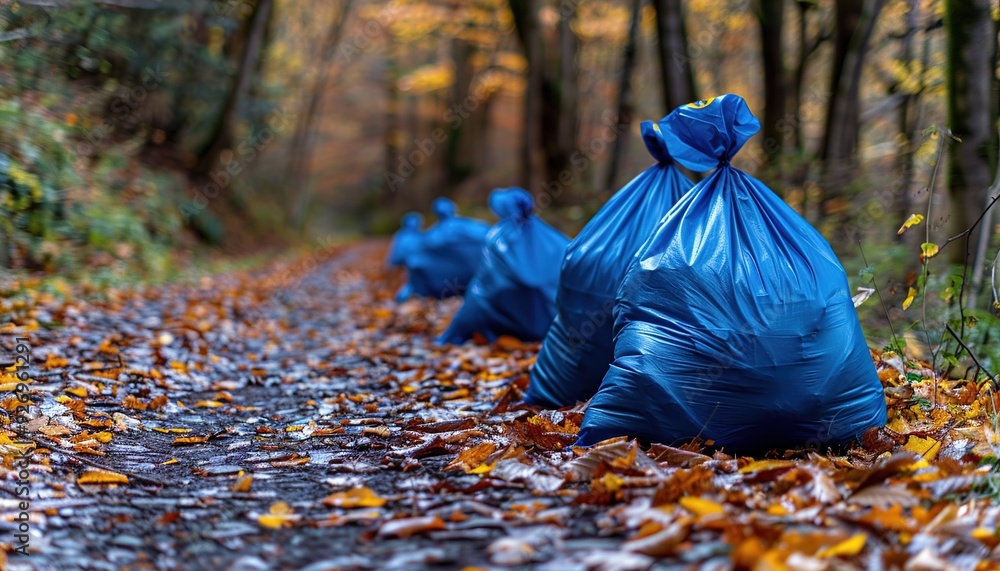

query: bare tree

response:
[604,0,643,192]
[651,0,696,113]
[756,0,787,166]
[195,0,275,178]
[945,0,998,270]
[288,0,355,230]
[819,0,886,199]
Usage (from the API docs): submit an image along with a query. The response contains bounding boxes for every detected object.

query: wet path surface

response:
[3,241,998,571]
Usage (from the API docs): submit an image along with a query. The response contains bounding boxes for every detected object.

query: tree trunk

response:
[757,0,787,166]
[509,0,543,194]
[546,6,579,195]
[604,0,642,193]
[288,0,355,230]
[509,0,579,199]
[895,0,921,238]
[194,0,274,178]
[651,0,696,114]
[945,0,998,268]
[819,0,885,201]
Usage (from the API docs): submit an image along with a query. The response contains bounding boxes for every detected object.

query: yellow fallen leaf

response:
[817,533,866,558]
[596,472,626,493]
[93,432,113,443]
[153,427,192,434]
[468,460,497,475]
[322,486,388,508]
[65,387,88,398]
[78,469,129,485]
[902,287,917,310]
[231,474,253,493]
[194,400,224,408]
[766,504,788,516]
[904,435,941,460]
[898,213,925,235]
[258,501,295,528]
[679,496,724,517]
[161,458,179,465]
[172,435,209,445]
[285,425,304,432]
[738,459,797,474]
[258,515,289,529]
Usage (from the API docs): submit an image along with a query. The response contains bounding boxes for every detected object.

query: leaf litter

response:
[1,241,999,570]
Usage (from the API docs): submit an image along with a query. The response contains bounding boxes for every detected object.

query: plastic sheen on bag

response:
[389,212,424,302]
[525,121,695,408]
[438,188,569,344]
[404,197,490,300]
[388,212,424,267]
[577,95,887,452]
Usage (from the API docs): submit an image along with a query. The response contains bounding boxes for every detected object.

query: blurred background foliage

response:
[1,0,999,373]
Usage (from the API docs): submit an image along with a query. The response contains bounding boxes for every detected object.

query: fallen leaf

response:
[622,522,687,557]
[816,533,866,558]
[322,486,388,508]
[231,474,253,493]
[377,516,446,538]
[679,496,724,517]
[446,441,496,473]
[903,435,941,460]
[78,469,129,485]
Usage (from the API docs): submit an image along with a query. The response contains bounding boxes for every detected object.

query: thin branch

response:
[945,324,998,389]
[992,247,1000,310]
[858,241,902,353]
[936,191,1000,252]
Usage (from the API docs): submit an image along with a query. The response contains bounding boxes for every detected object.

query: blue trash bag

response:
[438,188,570,344]
[577,94,887,451]
[388,212,424,302]
[388,212,424,267]
[404,197,490,299]
[525,121,695,407]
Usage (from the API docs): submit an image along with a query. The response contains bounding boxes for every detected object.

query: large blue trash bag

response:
[525,121,695,407]
[404,197,490,299]
[438,188,569,344]
[577,95,887,451]
[388,212,424,302]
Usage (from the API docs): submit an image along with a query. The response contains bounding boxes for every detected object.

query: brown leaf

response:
[446,441,497,473]
[847,484,918,508]
[172,435,209,446]
[622,521,688,557]
[321,486,387,508]
[853,452,917,491]
[377,516,446,538]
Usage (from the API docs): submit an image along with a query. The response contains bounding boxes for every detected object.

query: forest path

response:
[2,241,997,570]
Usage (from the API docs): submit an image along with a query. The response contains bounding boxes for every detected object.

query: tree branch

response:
[945,324,998,388]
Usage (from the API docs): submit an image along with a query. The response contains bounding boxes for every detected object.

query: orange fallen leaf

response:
[78,469,129,485]
[322,486,387,508]
[679,496,724,517]
[258,501,297,529]
[446,441,496,473]
[172,435,209,445]
[377,516,446,538]
[231,473,253,493]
